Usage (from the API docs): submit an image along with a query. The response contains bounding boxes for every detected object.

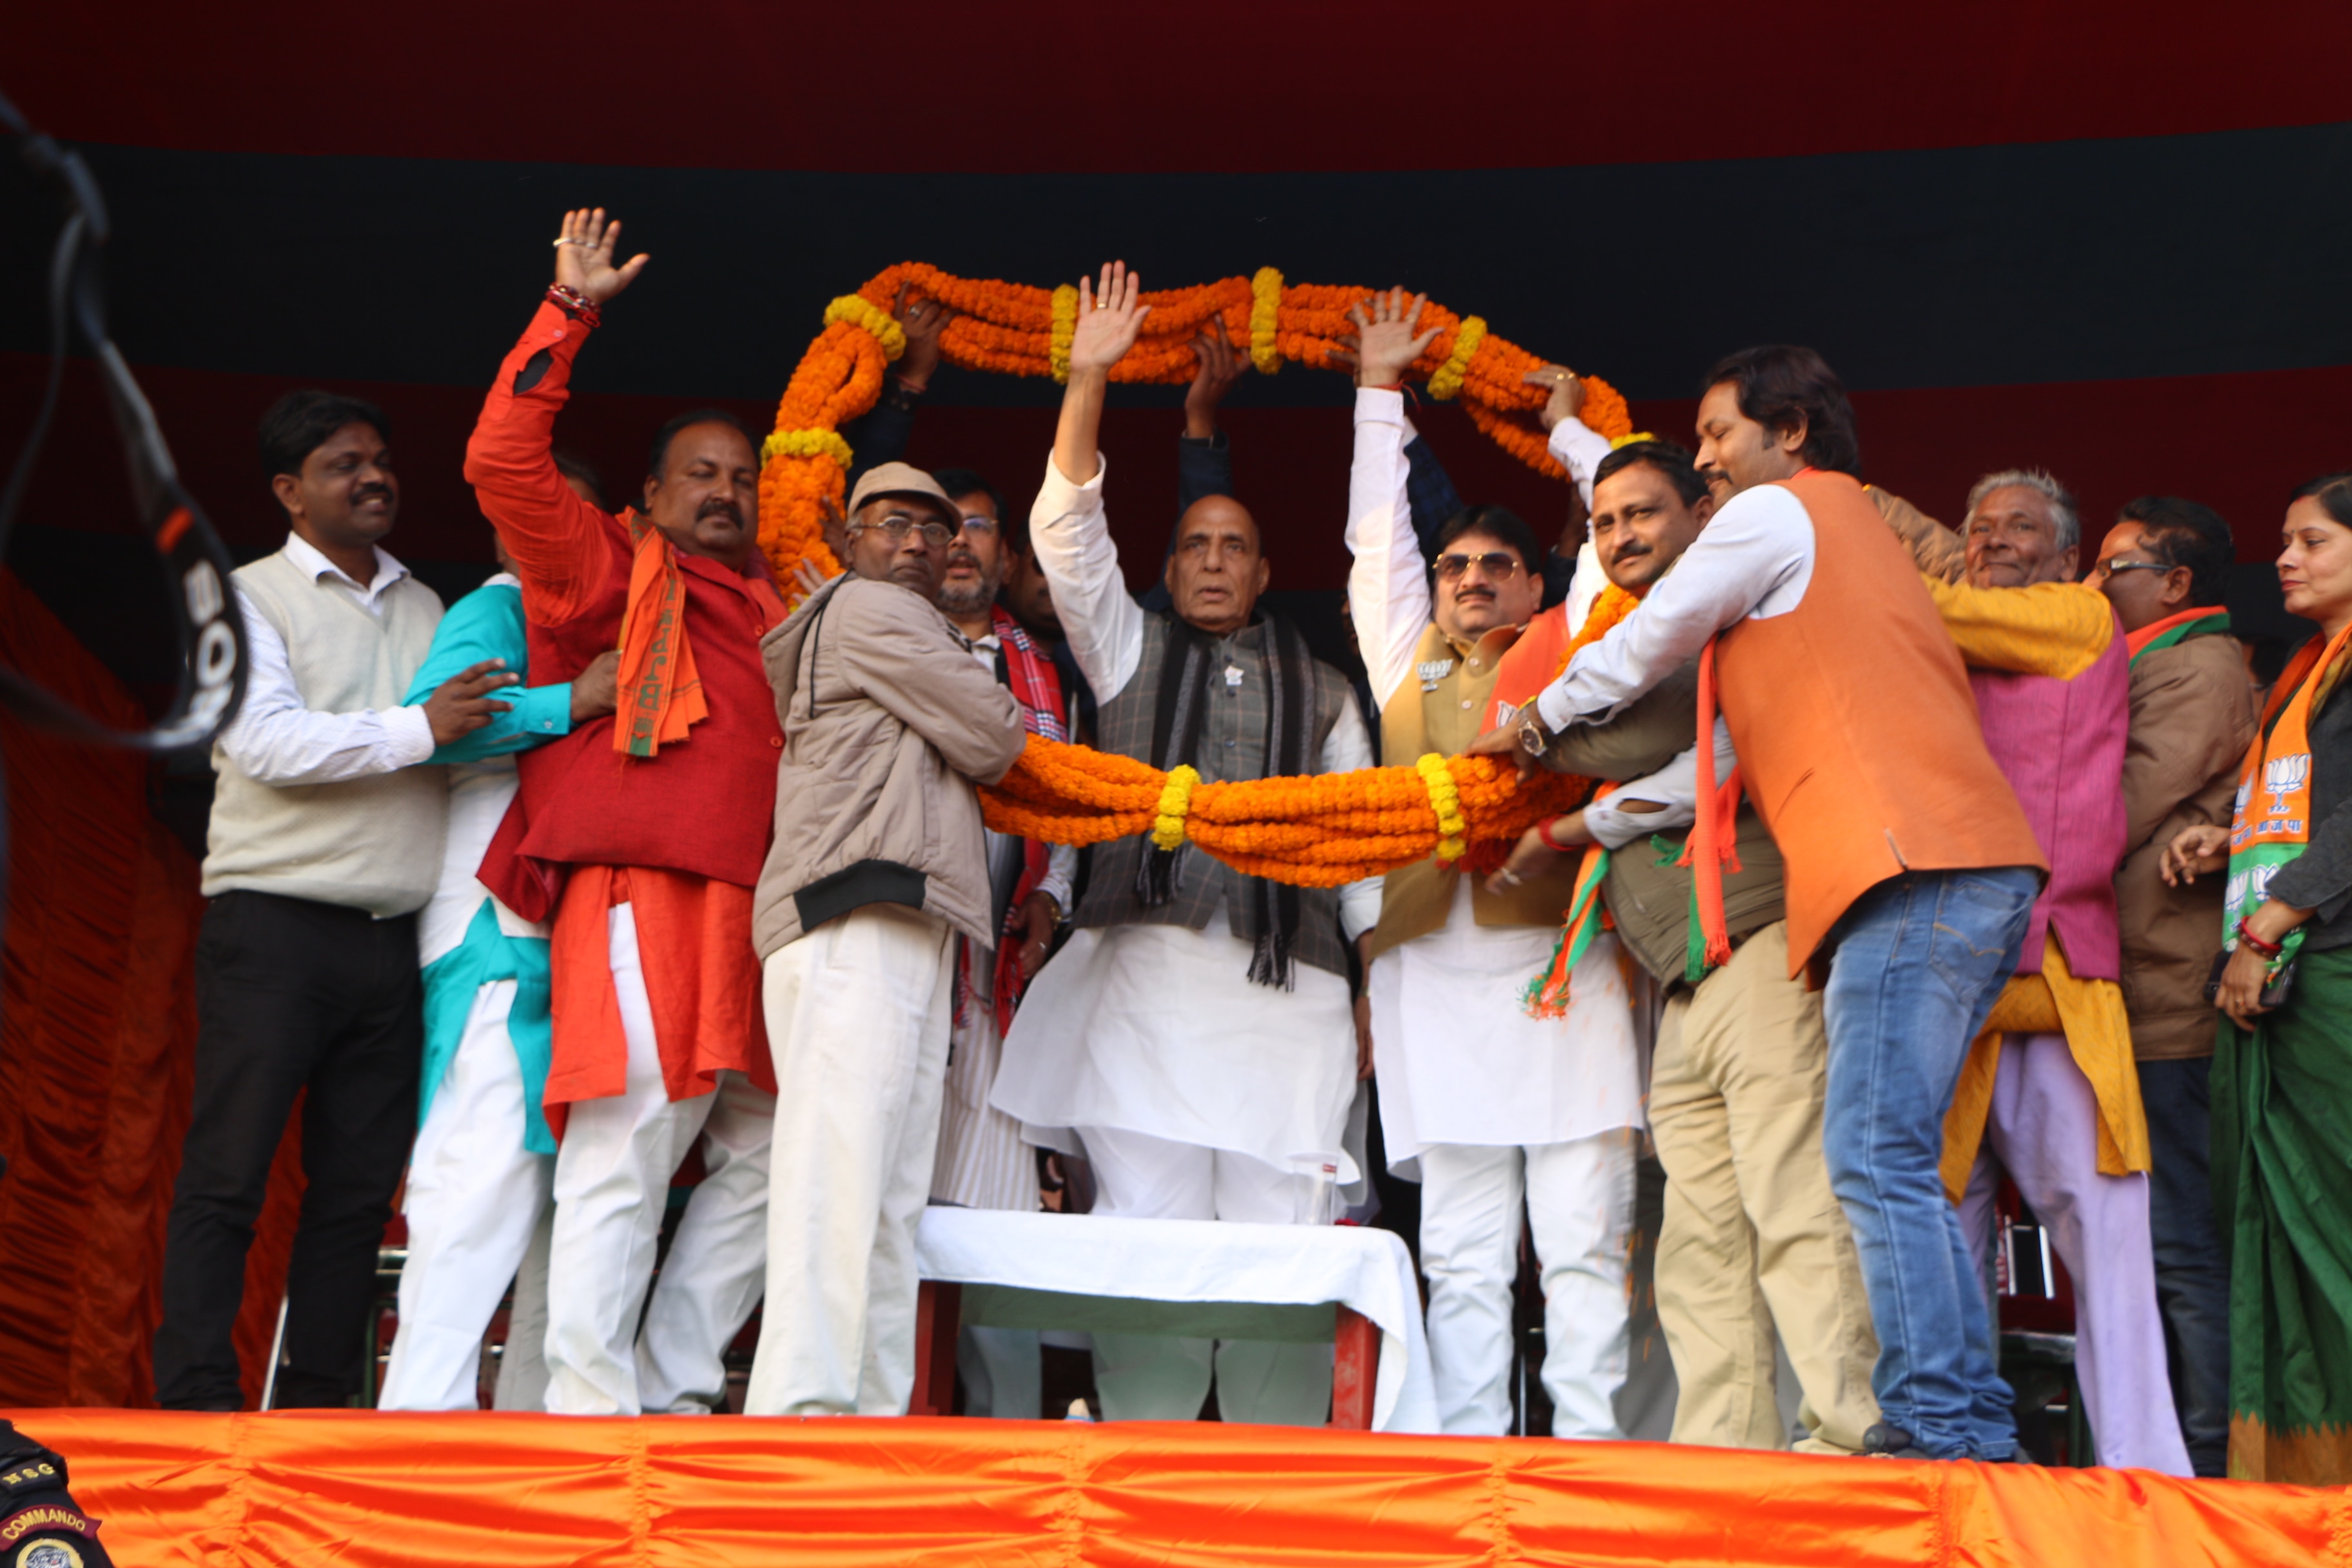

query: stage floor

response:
[7,1408,2342,1566]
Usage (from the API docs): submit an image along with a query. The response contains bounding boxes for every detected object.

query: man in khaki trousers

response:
[1505,439,1881,1453]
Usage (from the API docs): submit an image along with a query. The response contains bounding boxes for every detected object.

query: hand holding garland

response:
[1184,315,1248,440]
[1349,288,1442,389]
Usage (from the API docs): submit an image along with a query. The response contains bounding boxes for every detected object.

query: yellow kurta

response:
[1939,929,2152,1203]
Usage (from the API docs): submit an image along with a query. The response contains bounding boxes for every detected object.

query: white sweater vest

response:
[201,549,447,916]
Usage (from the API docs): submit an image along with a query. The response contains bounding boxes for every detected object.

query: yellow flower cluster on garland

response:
[823,295,905,360]
[1416,752,1468,861]
[763,427,855,469]
[1609,430,1660,449]
[1152,765,1202,850]
[1427,316,1487,401]
[1248,267,1284,375]
[755,263,1636,588]
[1048,284,1080,384]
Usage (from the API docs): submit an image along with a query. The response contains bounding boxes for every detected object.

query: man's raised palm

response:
[554,207,651,306]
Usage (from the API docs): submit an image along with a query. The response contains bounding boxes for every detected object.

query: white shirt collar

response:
[282,532,411,604]
[484,570,522,591]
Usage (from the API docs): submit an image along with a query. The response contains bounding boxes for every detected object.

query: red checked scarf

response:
[612,514,704,756]
[957,607,1070,1032]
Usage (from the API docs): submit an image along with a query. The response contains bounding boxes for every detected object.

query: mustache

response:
[351,484,393,504]
[696,498,745,527]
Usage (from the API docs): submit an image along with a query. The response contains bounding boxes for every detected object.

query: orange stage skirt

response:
[13,1409,2345,1565]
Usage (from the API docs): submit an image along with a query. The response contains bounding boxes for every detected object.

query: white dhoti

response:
[746,903,957,1417]
[1371,880,1645,1436]
[542,902,774,1415]
[379,979,551,1411]
[992,906,1359,1424]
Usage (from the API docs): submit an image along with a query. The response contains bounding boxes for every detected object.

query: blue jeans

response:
[1821,867,2040,1460]
[2139,1055,2231,1476]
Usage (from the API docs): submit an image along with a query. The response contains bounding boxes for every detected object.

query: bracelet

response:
[1363,380,1405,392]
[2237,917,2284,959]
[545,284,602,328]
[1536,816,1576,854]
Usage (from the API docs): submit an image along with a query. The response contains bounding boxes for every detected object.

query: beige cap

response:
[847,461,962,524]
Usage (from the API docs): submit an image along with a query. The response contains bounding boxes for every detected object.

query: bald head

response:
[1165,494,1269,637]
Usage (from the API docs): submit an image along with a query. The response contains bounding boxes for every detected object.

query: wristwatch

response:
[1515,710,1553,760]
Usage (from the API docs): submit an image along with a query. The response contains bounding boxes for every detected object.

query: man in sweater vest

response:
[1342,291,1642,1438]
[1940,471,2192,1475]
[156,391,516,1410]
[2093,498,2256,1476]
[990,265,1381,1425]
[746,463,1027,1416]
[1491,438,1885,1455]
[464,209,783,1416]
[1502,347,2049,1462]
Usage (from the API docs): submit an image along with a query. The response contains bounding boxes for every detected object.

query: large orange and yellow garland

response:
[758,264,1633,585]
[763,266,1644,888]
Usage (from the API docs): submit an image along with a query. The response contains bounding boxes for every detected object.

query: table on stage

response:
[912,1207,1439,1433]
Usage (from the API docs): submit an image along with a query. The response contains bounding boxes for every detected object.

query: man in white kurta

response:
[1339,293,1643,1436]
[990,264,1379,1425]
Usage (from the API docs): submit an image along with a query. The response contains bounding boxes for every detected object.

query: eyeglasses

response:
[850,512,957,548]
[959,515,1000,536]
[2091,559,2171,579]
[1433,551,1527,581]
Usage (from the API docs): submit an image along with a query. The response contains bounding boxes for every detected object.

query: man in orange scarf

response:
[464,209,785,1416]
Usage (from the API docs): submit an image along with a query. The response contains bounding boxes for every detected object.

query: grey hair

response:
[1964,468,2079,553]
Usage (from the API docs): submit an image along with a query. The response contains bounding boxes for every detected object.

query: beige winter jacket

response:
[751,573,1026,959]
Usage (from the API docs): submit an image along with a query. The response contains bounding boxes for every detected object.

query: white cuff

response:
[1040,446,1109,505]
[386,705,439,767]
[1547,417,1615,507]
[1353,386,1408,427]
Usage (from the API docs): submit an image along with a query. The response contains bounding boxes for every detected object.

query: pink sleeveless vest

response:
[1968,619,2129,979]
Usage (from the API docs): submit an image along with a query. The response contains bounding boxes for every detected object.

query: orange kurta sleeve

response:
[463,299,614,625]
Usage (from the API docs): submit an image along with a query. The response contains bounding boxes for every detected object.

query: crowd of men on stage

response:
[150,210,2260,1477]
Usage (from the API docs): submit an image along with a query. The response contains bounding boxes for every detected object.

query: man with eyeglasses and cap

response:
[744,461,1028,1415]
[1339,289,1643,1437]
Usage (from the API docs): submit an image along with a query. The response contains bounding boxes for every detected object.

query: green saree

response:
[2213,945,2352,1484]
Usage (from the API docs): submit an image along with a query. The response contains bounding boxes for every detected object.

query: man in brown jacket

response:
[743,462,1028,1417]
[2092,496,2256,1476]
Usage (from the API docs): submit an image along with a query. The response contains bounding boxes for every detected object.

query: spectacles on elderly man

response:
[851,511,957,547]
[1433,551,1527,581]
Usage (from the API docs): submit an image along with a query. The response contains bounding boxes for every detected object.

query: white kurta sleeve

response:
[217,589,436,785]
[1547,416,1615,511]
[1582,718,1738,850]
[1028,451,1144,703]
[1344,388,1430,715]
[1037,841,1079,917]
[1319,692,1384,940]
[1533,484,1816,733]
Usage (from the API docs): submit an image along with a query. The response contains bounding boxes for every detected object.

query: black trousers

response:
[2139,1054,2232,1477]
[153,890,422,1409]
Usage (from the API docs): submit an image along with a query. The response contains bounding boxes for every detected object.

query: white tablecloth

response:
[915,1208,1438,1433]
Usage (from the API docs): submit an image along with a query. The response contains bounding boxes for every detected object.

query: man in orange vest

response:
[1493,347,2049,1462]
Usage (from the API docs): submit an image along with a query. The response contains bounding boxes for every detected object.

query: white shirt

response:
[1026,451,1380,939]
[218,533,438,786]
[1345,388,1438,709]
[1582,717,1738,852]
[1547,411,1615,512]
[1534,482,1817,734]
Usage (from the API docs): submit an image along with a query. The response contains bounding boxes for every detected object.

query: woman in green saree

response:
[2165,471,2352,1484]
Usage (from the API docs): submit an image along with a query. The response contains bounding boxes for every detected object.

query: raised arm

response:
[1529,366,1613,511]
[1035,264,1155,700]
[462,208,649,624]
[1141,317,1248,614]
[1344,289,1444,712]
[843,283,951,487]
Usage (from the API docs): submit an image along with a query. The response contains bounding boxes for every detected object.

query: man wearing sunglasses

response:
[745,461,1029,1415]
[2093,498,2253,1475]
[1341,288,1643,1438]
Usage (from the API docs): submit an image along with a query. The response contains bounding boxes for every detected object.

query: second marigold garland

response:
[756,263,1633,584]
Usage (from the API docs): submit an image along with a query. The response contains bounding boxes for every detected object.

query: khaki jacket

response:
[752,574,1027,958]
[2117,631,2257,1059]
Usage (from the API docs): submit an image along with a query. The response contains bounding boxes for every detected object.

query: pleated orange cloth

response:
[12,1409,2346,1566]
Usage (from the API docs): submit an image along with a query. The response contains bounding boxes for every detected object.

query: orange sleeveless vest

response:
[1714,471,2045,974]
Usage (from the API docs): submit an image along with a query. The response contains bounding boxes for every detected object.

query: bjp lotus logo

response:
[2265,752,2311,814]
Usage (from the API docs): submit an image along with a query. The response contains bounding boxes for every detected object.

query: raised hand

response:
[1184,316,1248,439]
[1347,288,1442,389]
[553,208,651,306]
[892,280,954,393]
[1068,262,1152,377]
[1524,365,1585,431]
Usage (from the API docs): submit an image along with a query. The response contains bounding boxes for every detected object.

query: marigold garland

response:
[1416,753,1469,861]
[756,264,1638,586]
[763,427,855,469]
[977,734,1596,889]
[1426,317,1487,402]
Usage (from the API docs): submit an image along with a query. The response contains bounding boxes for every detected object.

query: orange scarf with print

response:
[612,513,707,757]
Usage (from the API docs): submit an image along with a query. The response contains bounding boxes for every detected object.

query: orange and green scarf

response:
[2126,603,2231,667]
[2224,619,2352,966]
[612,513,707,757]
